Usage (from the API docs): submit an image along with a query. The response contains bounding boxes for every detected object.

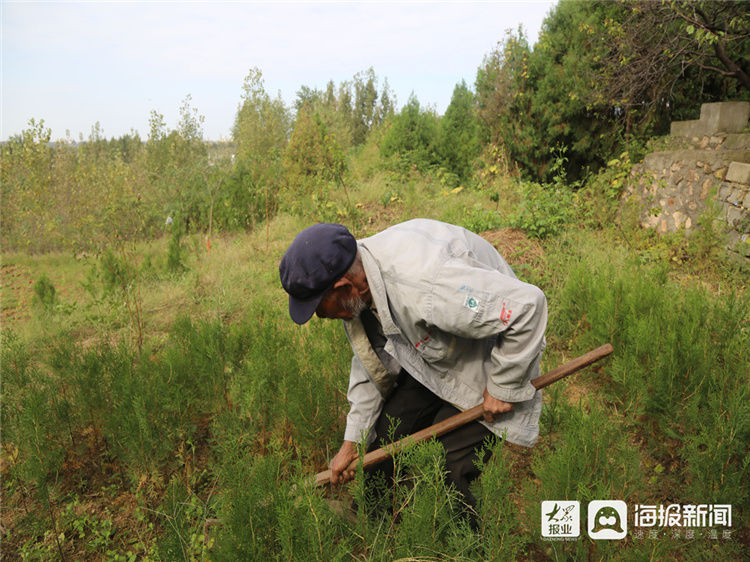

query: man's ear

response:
[332,276,353,290]
[336,272,369,300]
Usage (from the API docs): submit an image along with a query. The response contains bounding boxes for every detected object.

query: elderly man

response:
[279,218,546,516]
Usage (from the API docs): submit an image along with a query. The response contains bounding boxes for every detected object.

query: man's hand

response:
[482,387,514,423]
[330,440,358,485]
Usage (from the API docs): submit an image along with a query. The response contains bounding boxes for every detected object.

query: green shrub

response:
[1,333,68,557]
[156,478,209,560]
[213,159,277,231]
[211,440,350,561]
[460,204,505,233]
[684,388,750,506]
[32,274,57,312]
[579,151,633,227]
[685,195,725,263]
[533,400,642,502]
[60,499,116,555]
[521,400,644,561]
[509,181,576,238]
[390,440,475,559]
[99,248,136,294]
[473,437,525,559]
[550,245,750,510]
[380,94,441,172]
[439,81,481,183]
[166,227,187,274]
[439,202,507,235]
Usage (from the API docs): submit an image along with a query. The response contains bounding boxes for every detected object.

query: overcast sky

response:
[2,1,555,141]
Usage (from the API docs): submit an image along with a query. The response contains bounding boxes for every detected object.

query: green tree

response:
[0,117,157,252]
[380,94,441,171]
[177,94,205,144]
[440,81,480,183]
[108,132,142,164]
[146,110,170,178]
[352,68,379,145]
[596,0,750,126]
[337,81,354,140]
[232,67,292,230]
[0,119,54,251]
[233,67,291,170]
[294,85,322,112]
[475,1,749,182]
[283,105,345,190]
[377,78,396,124]
[324,79,336,106]
[475,28,543,177]
[526,0,626,179]
[146,95,209,233]
[292,69,395,156]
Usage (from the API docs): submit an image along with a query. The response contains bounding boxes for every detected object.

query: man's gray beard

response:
[341,293,368,318]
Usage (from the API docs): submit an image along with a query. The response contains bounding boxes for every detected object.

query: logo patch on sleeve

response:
[464,296,480,312]
[500,301,512,325]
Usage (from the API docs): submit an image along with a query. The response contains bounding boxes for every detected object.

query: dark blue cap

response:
[279,223,357,324]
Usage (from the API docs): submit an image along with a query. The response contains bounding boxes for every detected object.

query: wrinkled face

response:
[315,284,368,320]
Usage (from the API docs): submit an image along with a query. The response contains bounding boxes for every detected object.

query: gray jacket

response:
[343,219,546,448]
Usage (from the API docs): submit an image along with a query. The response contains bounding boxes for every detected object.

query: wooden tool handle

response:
[314,343,614,486]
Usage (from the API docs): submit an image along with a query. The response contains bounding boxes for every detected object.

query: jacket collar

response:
[358,244,400,336]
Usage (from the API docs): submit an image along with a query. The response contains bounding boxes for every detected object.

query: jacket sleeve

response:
[343,354,383,446]
[427,256,547,403]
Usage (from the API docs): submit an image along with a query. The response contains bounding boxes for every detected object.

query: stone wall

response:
[670,101,750,137]
[625,102,750,259]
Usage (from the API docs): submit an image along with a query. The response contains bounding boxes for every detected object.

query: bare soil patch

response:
[479,228,547,274]
[1,264,34,325]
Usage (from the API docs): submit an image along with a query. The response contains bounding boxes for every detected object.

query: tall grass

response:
[548,236,749,520]
[2,216,748,558]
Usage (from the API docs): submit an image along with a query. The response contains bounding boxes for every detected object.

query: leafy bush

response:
[380,94,441,172]
[166,227,187,274]
[213,159,278,231]
[509,181,576,239]
[99,248,137,294]
[284,106,346,191]
[579,151,633,227]
[32,274,57,312]
[458,204,505,234]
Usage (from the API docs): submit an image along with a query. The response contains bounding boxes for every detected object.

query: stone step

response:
[727,162,750,185]
[725,133,750,150]
[677,133,750,151]
[671,101,750,137]
[642,149,750,174]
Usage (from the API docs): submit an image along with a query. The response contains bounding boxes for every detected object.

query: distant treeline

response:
[2,0,747,253]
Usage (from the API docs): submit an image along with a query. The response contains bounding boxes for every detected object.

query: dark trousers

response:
[364,370,494,518]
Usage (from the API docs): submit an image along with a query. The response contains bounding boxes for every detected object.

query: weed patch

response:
[2,215,747,558]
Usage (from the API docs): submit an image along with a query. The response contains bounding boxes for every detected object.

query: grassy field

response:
[1,174,749,560]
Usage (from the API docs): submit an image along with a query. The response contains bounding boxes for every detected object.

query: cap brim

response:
[289,293,325,325]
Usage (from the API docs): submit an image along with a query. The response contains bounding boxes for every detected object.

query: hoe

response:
[314,343,614,486]
[203,344,614,539]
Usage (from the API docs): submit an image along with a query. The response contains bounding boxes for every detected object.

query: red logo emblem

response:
[415,331,432,349]
[500,302,512,326]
